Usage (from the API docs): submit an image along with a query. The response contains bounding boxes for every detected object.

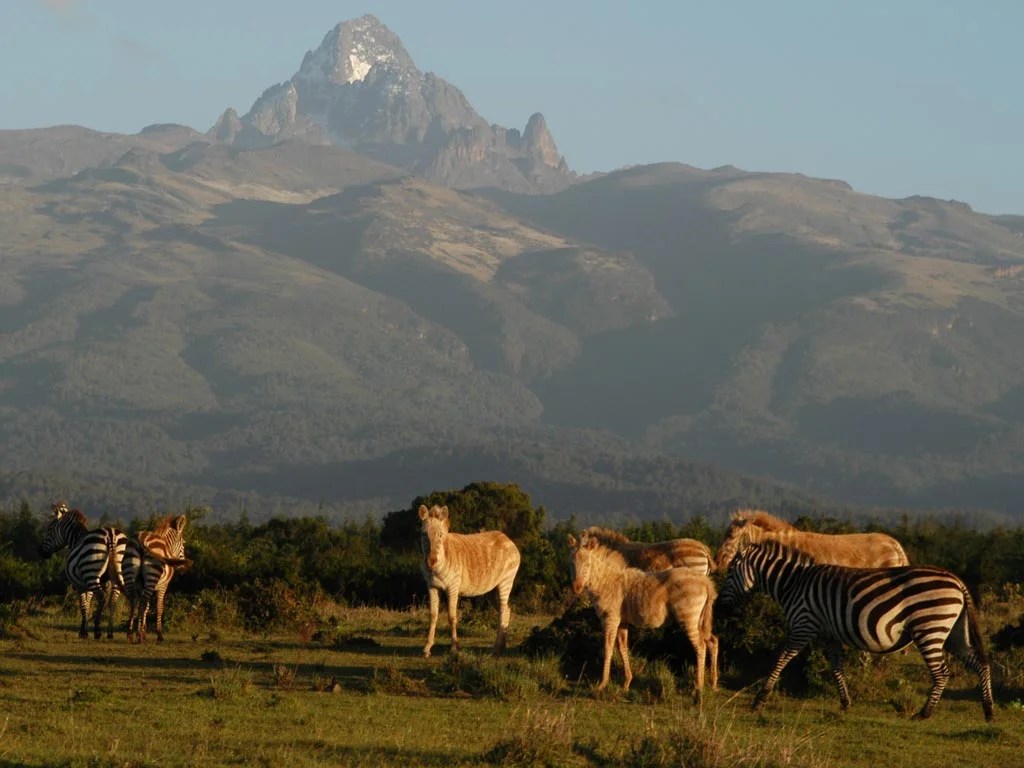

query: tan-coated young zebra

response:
[581,526,715,575]
[718,538,994,721]
[568,532,719,700]
[715,509,909,572]
[38,501,127,639]
[122,514,191,643]
[418,504,521,658]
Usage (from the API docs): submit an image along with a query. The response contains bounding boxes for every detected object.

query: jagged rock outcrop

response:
[210,14,572,193]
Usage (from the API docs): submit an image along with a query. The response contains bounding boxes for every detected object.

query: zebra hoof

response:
[912,709,932,721]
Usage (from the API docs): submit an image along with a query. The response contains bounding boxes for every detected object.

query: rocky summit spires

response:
[209,15,572,193]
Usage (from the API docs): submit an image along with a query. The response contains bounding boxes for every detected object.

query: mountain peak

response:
[523,112,563,169]
[223,16,573,193]
[297,15,415,85]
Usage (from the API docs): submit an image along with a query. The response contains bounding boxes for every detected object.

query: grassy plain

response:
[0,602,1021,767]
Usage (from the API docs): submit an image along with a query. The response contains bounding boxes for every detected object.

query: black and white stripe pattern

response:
[39,501,127,639]
[719,539,994,721]
[123,515,189,643]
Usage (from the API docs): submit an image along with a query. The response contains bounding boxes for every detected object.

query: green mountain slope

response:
[3,136,1023,520]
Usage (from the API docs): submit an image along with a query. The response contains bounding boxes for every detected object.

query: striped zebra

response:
[581,526,715,575]
[719,538,994,721]
[123,514,191,643]
[38,501,127,639]
[418,504,520,658]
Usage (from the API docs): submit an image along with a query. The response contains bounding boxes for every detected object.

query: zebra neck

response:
[63,522,89,549]
[759,556,805,602]
[590,563,630,607]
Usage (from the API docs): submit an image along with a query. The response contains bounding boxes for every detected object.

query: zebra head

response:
[417,504,449,572]
[567,531,598,596]
[717,532,759,607]
[715,514,751,572]
[39,500,79,558]
[163,514,188,564]
[139,514,190,569]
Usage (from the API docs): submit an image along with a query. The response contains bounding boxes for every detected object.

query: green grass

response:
[0,603,1019,767]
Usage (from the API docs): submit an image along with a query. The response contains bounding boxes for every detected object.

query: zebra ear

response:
[438,506,450,521]
[173,515,187,533]
[417,504,430,521]
[567,534,578,548]
[583,534,598,550]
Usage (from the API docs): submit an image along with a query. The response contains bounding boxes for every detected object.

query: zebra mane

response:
[591,541,630,569]
[582,525,631,545]
[733,508,795,532]
[747,538,815,566]
[150,514,177,534]
[70,509,89,528]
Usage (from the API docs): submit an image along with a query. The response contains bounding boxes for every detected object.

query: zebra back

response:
[41,502,125,594]
[123,514,190,601]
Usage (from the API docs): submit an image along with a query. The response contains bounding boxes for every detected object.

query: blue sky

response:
[2,0,1021,214]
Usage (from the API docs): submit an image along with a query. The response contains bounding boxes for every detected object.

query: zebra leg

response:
[446,588,460,654]
[708,633,720,691]
[617,627,633,691]
[826,643,852,711]
[945,609,996,722]
[913,636,950,720]
[126,595,139,643]
[106,585,120,639]
[597,619,620,691]
[493,581,513,655]
[91,587,105,640]
[78,591,92,639]
[754,643,807,712]
[138,591,152,643]
[681,622,707,701]
[423,588,440,658]
[154,587,167,642]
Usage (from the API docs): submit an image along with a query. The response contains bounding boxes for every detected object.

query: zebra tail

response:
[962,587,990,666]
[106,532,126,592]
[700,579,717,640]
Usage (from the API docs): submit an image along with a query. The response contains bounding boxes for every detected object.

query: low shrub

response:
[482,706,574,767]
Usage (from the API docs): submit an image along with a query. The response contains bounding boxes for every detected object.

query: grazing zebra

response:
[581,526,715,575]
[38,501,127,639]
[123,514,191,643]
[568,532,719,700]
[715,509,910,572]
[418,504,521,658]
[719,538,994,721]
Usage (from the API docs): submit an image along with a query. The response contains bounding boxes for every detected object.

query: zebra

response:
[718,538,994,721]
[123,514,191,643]
[38,501,127,639]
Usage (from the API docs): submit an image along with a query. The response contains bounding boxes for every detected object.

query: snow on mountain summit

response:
[296,14,415,85]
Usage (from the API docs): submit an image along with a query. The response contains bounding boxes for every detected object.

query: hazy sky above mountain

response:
[2,0,1020,214]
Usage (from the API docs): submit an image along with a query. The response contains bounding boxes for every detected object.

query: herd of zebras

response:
[38,501,191,643]
[40,499,996,723]
[418,504,995,722]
